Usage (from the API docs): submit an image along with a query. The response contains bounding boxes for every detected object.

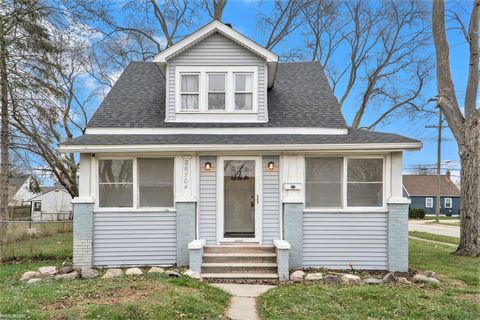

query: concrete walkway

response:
[408,220,460,238]
[212,284,276,320]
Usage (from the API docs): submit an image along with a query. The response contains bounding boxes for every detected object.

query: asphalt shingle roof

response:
[87,61,348,129]
[403,175,460,197]
[63,128,419,146]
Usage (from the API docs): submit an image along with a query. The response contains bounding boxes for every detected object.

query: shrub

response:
[409,208,425,219]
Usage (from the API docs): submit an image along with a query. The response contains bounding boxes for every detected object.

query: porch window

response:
[180,74,199,110]
[98,159,133,208]
[138,158,174,207]
[305,157,342,207]
[347,159,383,207]
[305,157,384,209]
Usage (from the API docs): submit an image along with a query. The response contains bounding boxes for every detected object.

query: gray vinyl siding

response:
[199,156,217,244]
[93,212,176,266]
[166,33,267,121]
[263,156,280,243]
[303,212,388,270]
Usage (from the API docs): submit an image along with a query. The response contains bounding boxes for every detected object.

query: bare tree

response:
[0,0,60,237]
[204,0,228,21]
[300,0,432,129]
[432,0,480,256]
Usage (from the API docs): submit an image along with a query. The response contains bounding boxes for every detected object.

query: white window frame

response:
[425,197,433,208]
[207,72,227,111]
[179,73,200,111]
[175,66,258,113]
[304,155,386,211]
[94,156,175,212]
[444,197,452,208]
[234,72,254,111]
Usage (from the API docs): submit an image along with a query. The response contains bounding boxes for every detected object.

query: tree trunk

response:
[456,118,480,256]
[0,20,9,240]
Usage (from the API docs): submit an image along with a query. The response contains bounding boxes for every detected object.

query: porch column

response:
[72,198,94,274]
[176,202,196,266]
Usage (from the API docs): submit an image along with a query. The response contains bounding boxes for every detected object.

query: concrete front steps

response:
[201,245,279,281]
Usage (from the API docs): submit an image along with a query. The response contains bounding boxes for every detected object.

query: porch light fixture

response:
[204,162,212,171]
[267,161,275,171]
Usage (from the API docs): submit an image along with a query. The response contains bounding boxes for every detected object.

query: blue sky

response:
[216,0,465,181]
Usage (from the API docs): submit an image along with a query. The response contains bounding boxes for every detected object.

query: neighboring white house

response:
[8,174,39,207]
[29,187,73,221]
[60,21,421,280]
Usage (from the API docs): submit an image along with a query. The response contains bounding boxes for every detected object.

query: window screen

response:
[347,159,383,207]
[306,157,343,207]
[138,158,174,207]
[98,159,133,207]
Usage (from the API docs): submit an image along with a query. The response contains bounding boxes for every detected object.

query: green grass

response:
[5,221,72,242]
[0,232,72,262]
[0,262,229,319]
[425,221,460,227]
[409,231,459,245]
[423,216,459,220]
[258,239,480,320]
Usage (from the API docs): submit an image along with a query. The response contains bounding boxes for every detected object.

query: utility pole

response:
[426,109,447,223]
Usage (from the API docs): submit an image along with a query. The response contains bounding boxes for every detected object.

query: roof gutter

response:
[59,142,422,153]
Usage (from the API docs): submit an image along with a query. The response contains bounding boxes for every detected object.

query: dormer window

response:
[208,73,226,110]
[175,66,257,114]
[180,74,199,110]
[234,73,253,110]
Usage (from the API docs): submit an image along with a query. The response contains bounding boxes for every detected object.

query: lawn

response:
[258,239,480,320]
[409,231,459,245]
[0,262,230,319]
[0,232,72,262]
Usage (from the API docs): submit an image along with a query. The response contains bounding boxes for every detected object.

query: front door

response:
[218,157,261,243]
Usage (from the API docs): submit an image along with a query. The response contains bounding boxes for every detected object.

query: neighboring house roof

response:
[86,62,348,129]
[8,174,30,192]
[28,187,70,201]
[403,174,460,197]
[62,128,419,149]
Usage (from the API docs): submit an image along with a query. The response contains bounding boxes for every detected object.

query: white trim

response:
[216,156,262,244]
[303,208,389,213]
[387,197,411,204]
[444,197,452,208]
[188,239,206,250]
[273,239,290,250]
[153,20,278,63]
[85,127,348,135]
[71,197,94,204]
[60,142,422,153]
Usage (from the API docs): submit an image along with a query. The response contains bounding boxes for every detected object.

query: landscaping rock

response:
[305,273,323,281]
[125,268,143,276]
[426,278,441,287]
[27,278,42,284]
[82,269,100,279]
[166,271,181,278]
[397,277,411,285]
[38,266,57,276]
[424,271,438,279]
[383,272,396,283]
[148,267,165,273]
[183,269,201,280]
[102,268,123,279]
[412,274,430,284]
[58,266,74,275]
[323,275,341,284]
[54,271,79,280]
[363,278,383,285]
[341,274,361,284]
[290,270,305,282]
[20,271,41,281]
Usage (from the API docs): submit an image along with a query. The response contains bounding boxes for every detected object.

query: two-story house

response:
[61,21,421,281]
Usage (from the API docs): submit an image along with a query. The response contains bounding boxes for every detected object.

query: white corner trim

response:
[85,127,348,135]
[274,239,291,250]
[71,197,95,204]
[59,142,423,153]
[188,239,206,250]
[154,20,278,63]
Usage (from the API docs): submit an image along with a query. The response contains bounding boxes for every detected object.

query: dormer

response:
[154,21,278,123]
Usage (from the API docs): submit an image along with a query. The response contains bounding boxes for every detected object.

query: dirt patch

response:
[457,293,480,304]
